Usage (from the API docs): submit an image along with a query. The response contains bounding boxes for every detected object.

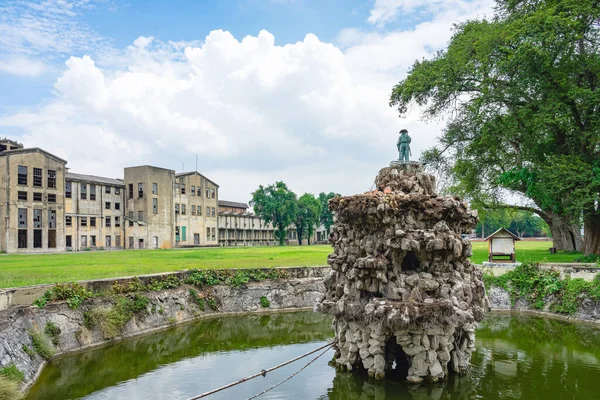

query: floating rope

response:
[247,342,335,399]
[185,341,336,400]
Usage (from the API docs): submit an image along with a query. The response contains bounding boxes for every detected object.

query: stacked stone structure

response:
[317,162,488,383]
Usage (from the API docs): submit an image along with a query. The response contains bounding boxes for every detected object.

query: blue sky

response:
[0,0,494,201]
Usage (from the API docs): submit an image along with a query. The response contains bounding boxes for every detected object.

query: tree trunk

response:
[583,213,600,255]
[545,211,582,252]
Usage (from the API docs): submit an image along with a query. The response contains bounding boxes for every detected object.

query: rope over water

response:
[184,340,336,400]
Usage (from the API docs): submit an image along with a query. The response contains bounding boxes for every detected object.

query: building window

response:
[153,198,158,214]
[81,184,87,200]
[48,229,56,248]
[33,192,42,201]
[106,236,112,247]
[33,209,42,229]
[90,235,96,247]
[115,202,120,210]
[128,211,134,226]
[18,191,28,201]
[206,188,209,198]
[191,185,195,196]
[33,168,42,187]
[66,216,72,226]
[212,207,216,217]
[206,207,210,216]
[105,202,111,210]
[48,210,56,229]
[90,184,96,201]
[81,235,88,247]
[198,206,201,216]
[128,184,133,199]
[206,227,210,241]
[175,204,180,214]
[152,183,157,194]
[181,184,186,195]
[66,235,72,247]
[81,217,87,227]
[138,183,144,198]
[18,229,27,248]
[211,189,215,199]
[47,170,56,189]
[18,165,27,185]
[115,187,120,195]
[129,236,134,249]
[115,216,121,227]
[138,211,144,221]
[90,217,96,227]
[194,233,200,244]
[105,186,111,194]
[182,204,186,215]
[175,183,179,194]
[105,216,111,227]
[191,205,196,215]
[115,235,121,247]
[212,227,216,241]
[48,194,56,203]
[34,229,42,248]
[66,181,72,198]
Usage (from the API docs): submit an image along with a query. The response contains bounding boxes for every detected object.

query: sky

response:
[0,0,495,203]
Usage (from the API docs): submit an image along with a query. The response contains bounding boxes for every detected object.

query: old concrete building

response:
[0,139,67,253]
[65,173,125,250]
[218,201,277,246]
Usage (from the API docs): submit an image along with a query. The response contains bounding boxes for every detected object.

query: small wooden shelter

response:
[485,228,520,263]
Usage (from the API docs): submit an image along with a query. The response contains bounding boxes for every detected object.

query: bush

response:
[148,275,181,291]
[484,264,600,315]
[83,295,149,339]
[33,283,92,309]
[0,376,22,400]
[28,327,55,359]
[112,278,146,294]
[260,296,271,308]
[189,289,205,311]
[0,364,24,382]
[21,345,35,358]
[44,322,61,346]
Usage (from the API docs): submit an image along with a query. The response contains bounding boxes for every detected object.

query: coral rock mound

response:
[317,162,488,383]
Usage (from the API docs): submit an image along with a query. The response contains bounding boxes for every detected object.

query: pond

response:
[25,311,600,400]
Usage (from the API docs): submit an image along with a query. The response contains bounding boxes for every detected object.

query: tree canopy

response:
[476,208,550,238]
[295,193,321,245]
[390,0,600,254]
[318,192,340,236]
[250,181,298,246]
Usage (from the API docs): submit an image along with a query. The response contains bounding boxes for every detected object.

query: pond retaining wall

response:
[0,266,330,390]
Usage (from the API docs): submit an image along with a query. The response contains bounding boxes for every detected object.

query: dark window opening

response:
[90,184,96,201]
[138,183,144,198]
[81,184,87,200]
[18,191,28,201]
[90,235,96,247]
[90,217,96,227]
[18,230,27,248]
[401,251,420,271]
[33,209,42,229]
[128,184,133,199]
[33,192,42,201]
[33,230,42,248]
[48,230,56,248]
[115,202,120,210]
[66,216,72,226]
[18,165,27,185]
[33,168,42,187]
[105,186,111,194]
[66,181,72,198]
[47,170,56,188]
[115,217,121,227]
[48,210,56,229]
[66,235,72,247]
[48,194,56,203]
[105,216,111,227]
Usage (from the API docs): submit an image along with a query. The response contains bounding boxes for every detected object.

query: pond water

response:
[26,312,600,400]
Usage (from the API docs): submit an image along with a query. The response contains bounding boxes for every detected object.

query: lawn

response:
[0,241,585,288]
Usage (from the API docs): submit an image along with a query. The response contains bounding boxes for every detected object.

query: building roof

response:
[484,227,521,241]
[0,147,67,164]
[0,138,23,149]
[66,172,125,187]
[176,171,219,188]
[218,200,249,209]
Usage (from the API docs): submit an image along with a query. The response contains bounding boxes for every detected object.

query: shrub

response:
[28,327,55,359]
[112,278,146,294]
[189,289,205,311]
[0,376,22,400]
[44,322,61,346]
[33,283,92,309]
[0,364,24,382]
[148,275,181,291]
[260,296,271,308]
[167,316,177,324]
[21,345,35,358]
[83,295,149,339]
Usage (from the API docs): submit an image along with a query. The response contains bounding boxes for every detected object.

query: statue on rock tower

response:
[397,129,411,163]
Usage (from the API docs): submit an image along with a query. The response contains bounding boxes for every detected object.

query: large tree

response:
[250,182,298,246]
[295,193,321,245]
[390,0,600,254]
[318,192,340,237]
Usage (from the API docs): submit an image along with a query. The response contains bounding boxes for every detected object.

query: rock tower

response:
[317,162,488,383]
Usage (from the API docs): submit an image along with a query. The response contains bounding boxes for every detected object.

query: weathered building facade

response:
[1,139,67,253]
[65,173,125,251]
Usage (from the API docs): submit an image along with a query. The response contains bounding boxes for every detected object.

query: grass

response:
[0,242,587,289]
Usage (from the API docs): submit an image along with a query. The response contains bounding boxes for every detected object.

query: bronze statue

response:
[397,129,411,162]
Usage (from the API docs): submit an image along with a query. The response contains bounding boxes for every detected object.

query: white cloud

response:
[0,0,494,202]
[368,0,490,26]
[0,57,46,76]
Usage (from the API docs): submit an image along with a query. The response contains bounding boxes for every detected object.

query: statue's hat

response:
[399,129,408,134]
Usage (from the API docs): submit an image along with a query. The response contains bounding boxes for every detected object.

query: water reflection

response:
[26,313,600,400]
